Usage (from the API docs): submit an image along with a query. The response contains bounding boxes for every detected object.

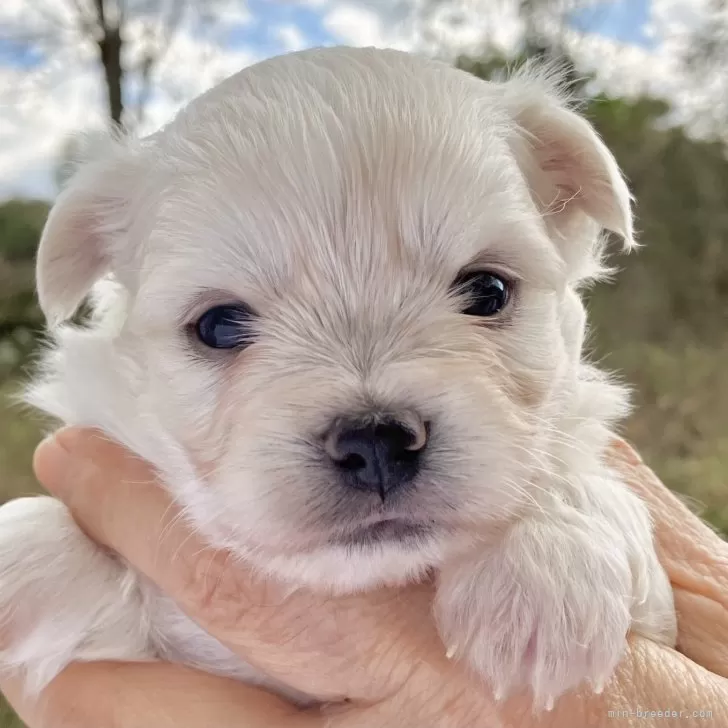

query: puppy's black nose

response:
[325,416,427,498]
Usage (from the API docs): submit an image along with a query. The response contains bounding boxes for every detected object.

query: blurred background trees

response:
[0,3,726,722]
[2,0,227,130]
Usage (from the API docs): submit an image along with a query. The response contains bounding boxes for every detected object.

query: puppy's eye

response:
[453,271,511,317]
[195,304,255,349]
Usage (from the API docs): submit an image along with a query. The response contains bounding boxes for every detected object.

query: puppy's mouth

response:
[332,518,434,547]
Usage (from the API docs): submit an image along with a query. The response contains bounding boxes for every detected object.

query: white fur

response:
[1,47,675,710]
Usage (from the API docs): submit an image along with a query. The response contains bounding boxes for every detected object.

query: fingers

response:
[0,661,315,728]
[673,590,728,679]
[327,636,728,728]
[609,438,728,560]
[4,643,727,728]
[608,438,728,677]
[32,428,429,702]
[33,428,194,591]
[500,636,728,728]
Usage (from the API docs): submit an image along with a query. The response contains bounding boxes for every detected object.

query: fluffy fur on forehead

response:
[156,48,626,277]
[151,47,531,254]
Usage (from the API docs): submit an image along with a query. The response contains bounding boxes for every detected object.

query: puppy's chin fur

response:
[4,46,676,710]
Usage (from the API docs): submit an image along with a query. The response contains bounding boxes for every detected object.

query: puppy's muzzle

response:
[324,413,429,499]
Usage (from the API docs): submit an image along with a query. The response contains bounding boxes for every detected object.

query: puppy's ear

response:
[37,140,147,326]
[501,64,634,267]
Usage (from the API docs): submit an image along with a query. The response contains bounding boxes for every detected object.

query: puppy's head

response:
[33,48,633,590]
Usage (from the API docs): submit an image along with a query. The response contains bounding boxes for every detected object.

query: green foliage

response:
[0,200,47,379]
[586,95,728,343]
[0,697,23,728]
[0,200,48,263]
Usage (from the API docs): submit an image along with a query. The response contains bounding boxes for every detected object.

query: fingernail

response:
[32,427,84,497]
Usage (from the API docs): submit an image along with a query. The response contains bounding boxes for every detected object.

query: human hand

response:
[1,428,726,727]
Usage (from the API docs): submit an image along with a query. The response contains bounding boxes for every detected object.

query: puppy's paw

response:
[585,480,677,647]
[435,513,633,711]
[0,496,153,692]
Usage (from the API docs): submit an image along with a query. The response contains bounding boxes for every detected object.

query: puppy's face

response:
[34,48,633,590]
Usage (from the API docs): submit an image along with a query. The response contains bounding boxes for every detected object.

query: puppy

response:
[0,46,676,710]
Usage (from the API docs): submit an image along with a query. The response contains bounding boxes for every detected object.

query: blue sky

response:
[573,0,652,46]
[226,0,338,53]
[0,0,694,200]
[221,0,658,59]
[0,1,662,74]
[571,0,654,47]
[0,0,652,68]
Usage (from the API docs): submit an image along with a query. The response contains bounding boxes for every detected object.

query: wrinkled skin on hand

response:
[1,430,727,728]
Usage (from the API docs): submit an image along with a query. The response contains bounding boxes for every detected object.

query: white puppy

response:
[1,46,676,710]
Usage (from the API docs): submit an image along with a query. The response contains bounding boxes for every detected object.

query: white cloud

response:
[0,57,105,198]
[290,0,331,8]
[212,0,254,27]
[134,29,259,133]
[323,4,395,47]
[0,0,260,199]
[0,0,76,28]
[422,1,524,57]
[275,24,309,52]
[567,0,728,135]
